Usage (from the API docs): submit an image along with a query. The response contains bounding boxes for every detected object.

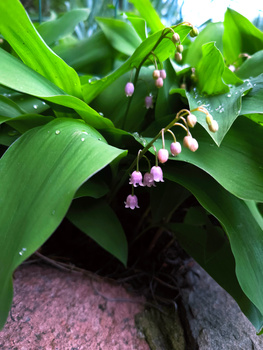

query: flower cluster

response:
[122,25,218,209]
[125,105,219,209]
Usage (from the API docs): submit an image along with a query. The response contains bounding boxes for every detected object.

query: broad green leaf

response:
[96,17,142,56]
[187,75,262,145]
[166,163,263,332]
[241,75,263,115]
[0,48,113,129]
[67,198,128,265]
[126,14,147,41]
[38,9,90,46]
[185,22,224,67]
[141,117,263,202]
[74,177,109,199]
[54,31,113,75]
[236,50,263,79]
[6,114,54,133]
[150,180,190,224]
[91,68,152,131]
[245,201,263,231]
[0,95,26,119]
[196,42,229,95]
[0,118,126,329]
[0,0,82,97]
[83,24,192,103]
[223,8,263,65]
[129,0,164,33]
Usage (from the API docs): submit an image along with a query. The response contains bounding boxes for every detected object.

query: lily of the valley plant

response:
[0,0,262,334]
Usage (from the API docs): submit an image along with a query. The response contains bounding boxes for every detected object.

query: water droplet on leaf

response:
[55,130,60,135]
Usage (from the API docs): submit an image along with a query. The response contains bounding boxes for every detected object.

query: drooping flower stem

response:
[122,24,191,129]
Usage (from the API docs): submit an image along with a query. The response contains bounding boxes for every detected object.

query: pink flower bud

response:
[190,27,199,37]
[145,95,154,109]
[124,194,139,210]
[177,44,184,53]
[158,148,169,164]
[129,170,144,187]
[159,69,166,79]
[170,142,181,156]
[172,32,180,44]
[152,70,160,80]
[125,82,134,97]
[208,119,219,132]
[189,138,199,152]
[187,114,197,128]
[150,166,164,182]
[155,77,163,88]
[206,114,213,125]
[175,52,182,62]
[183,135,199,152]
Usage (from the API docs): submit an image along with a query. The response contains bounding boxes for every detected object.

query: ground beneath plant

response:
[1,219,263,349]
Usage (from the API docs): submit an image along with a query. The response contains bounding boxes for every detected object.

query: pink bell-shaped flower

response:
[125,82,134,97]
[145,95,154,109]
[129,170,144,187]
[143,172,155,187]
[124,194,139,210]
[150,166,164,182]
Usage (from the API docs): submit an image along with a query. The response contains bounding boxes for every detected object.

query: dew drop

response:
[98,112,104,117]
[42,101,46,105]
[19,248,27,256]
[227,94,232,98]
[8,130,19,136]
[81,138,85,142]
[98,138,101,141]
[51,210,56,215]
[55,130,61,135]
[33,104,38,109]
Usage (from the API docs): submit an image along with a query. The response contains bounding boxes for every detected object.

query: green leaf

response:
[223,8,263,65]
[6,114,55,133]
[91,68,151,131]
[0,48,113,129]
[129,0,164,33]
[240,75,263,115]
[166,163,263,332]
[0,118,126,329]
[126,14,147,41]
[83,24,192,103]
[187,75,263,145]
[185,22,224,67]
[236,51,263,79]
[142,117,263,202]
[0,95,26,119]
[37,9,90,46]
[196,42,229,95]
[0,0,82,97]
[67,198,128,265]
[150,180,190,224]
[54,31,114,75]
[96,17,142,56]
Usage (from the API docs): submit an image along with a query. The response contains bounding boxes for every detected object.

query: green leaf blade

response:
[0,118,126,329]
[0,0,82,97]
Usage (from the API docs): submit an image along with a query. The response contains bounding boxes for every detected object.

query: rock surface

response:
[1,261,263,350]
[179,265,263,350]
[0,264,149,350]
